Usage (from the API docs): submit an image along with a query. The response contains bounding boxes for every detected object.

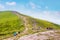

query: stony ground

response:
[18,30,60,40]
[3,30,60,40]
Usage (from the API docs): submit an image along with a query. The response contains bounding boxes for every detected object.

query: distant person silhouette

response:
[13,32,17,36]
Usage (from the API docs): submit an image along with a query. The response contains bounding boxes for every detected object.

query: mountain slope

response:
[0,11,60,40]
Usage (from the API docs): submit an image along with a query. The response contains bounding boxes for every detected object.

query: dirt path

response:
[14,13,29,34]
[18,30,60,40]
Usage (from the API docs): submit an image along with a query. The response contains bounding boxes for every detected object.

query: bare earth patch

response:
[18,30,60,40]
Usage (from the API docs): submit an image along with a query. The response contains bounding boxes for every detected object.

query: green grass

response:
[0,11,25,39]
[35,19,60,29]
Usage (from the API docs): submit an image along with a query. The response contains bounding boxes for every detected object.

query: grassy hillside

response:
[0,11,60,39]
[0,11,25,39]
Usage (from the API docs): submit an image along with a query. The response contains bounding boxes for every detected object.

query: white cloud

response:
[0,4,4,9]
[29,2,36,9]
[6,2,16,6]
[54,11,60,16]
[27,2,41,9]
[41,11,60,24]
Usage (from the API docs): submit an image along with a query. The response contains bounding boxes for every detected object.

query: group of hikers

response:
[13,27,53,36]
[32,26,53,30]
[13,31,20,36]
[47,27,53,30]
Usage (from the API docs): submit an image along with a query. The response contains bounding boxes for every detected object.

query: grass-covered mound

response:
[0,11,24,38]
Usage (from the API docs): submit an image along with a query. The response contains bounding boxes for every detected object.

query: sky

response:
[0,0,60,25]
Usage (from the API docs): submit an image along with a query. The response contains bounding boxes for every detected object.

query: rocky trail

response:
[18,30,60,40]
[15,13,29,34]
[3,30,60,40]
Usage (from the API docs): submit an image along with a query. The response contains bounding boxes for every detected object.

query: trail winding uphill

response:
[3,12,29,40]
[13,12,29,34]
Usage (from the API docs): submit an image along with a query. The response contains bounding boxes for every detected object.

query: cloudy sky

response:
[0,0,60,25]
